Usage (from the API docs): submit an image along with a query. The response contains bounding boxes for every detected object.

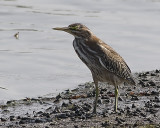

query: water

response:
[0,0,160,101]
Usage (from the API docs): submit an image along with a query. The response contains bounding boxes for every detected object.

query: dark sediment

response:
[0,70,160,128]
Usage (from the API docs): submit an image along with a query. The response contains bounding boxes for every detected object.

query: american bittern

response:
[53,23,135,113]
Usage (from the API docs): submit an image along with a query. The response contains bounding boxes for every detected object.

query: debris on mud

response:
[0,70,160,127]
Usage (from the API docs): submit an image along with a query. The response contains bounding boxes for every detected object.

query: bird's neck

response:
[75,33,99,42]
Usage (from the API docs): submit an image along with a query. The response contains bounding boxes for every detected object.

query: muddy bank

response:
[0,70,160,128]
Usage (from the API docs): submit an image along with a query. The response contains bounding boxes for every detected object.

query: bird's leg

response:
[114,85,118,112]
[93,80,99,114]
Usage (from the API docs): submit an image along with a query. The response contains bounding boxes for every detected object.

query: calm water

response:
[0,0,160,101]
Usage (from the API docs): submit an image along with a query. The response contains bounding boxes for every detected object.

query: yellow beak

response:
[52,27,69,31]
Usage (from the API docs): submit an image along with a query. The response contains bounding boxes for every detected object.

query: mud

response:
[0,70,160,128]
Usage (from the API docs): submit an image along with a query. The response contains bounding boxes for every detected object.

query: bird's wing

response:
[99,43,131,76]
[87,38,134,84]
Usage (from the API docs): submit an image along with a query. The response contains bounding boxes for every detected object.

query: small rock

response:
[10,116,15,121]
[126,88,132,91]
[115,117,124,124]
[104,99,110,103]
[52,106,61,113]
[136,108,141,113]
[55,113,68,119]
[56,94,61,100]
[147,81,156,86]
[101,121,110,127]
[140,112,146,117]
[97,99,102,104]
[17,116,21,119]
[154,104,160,108]
[146,108,158,114]
[147,118,153,123]
[132,104,136,108]
[19,120,26,124]
[101,95,109,99]
[37,111,43,115]
[141,79,148,82]
[1,118,7,122]
[151,91,159,96]
[131,96,139,101]
[87,92,94,97]
[35,118,47,123]
[2,109,10,113]
[62,102,68,107]
[118,97,123,101]
[151,73,156,76]
[139,80,145,87]
[74,125,78,128]
[132,111,139,116]
[126,106,130,110]
[6,100,15,104]
[41,113,50,118]
[154,96,160,102]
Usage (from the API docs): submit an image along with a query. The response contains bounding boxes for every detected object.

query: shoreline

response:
[0,69,160,128]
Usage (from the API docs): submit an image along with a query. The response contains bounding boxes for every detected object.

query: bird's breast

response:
[73,39,96,68]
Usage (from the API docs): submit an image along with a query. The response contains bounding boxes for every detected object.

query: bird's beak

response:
[52,27,69,32]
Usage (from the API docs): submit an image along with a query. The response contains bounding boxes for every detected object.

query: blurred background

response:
[0,0,160,101]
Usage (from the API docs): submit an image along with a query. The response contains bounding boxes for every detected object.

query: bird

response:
[14,32,19,39]
[53,23,135,114]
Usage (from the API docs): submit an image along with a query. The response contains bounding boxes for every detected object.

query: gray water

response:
[0,0,160,101]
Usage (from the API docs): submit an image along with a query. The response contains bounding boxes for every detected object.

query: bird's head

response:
[53,23,92,39]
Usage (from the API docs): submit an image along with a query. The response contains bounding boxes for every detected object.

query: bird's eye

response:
[70,26,79,30]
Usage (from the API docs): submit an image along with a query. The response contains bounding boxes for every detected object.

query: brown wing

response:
[86,38,135,85]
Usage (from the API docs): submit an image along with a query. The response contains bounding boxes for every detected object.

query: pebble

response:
[55,113,68,119]
[139,80,145,87]
[101,121,110,127]
[147,81,156,86]
[6,100,15,105]
[131,96,139,101]
[136,108,141,113]
[146,108,158,114]
[154,104,160,108]
[151,91,159,96]
[10,116,15,121]
[52,106,61,114]
[151,73,156,76]
[132,111,139,116]
[132,104,136,108]
[140,112,146,117]
[1,118,7,122]
[62,102,68,107]
[118,97,123,101]
[97,99,102,104]
[101,95,109,99]
[87,92,94,97]
[115,117,125,124]
[154,96,160,102]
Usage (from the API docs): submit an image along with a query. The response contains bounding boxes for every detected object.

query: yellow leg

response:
[93,80,99,114]
[114,86,118,112]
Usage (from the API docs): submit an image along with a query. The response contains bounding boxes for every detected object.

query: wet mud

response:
[0,70,160,128]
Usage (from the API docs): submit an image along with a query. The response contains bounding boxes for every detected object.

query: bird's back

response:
[73,35,135,86]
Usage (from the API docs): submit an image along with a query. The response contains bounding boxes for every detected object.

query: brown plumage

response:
[53,23,135,113]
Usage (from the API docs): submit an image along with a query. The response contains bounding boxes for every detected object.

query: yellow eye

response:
[70,26,79,30]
